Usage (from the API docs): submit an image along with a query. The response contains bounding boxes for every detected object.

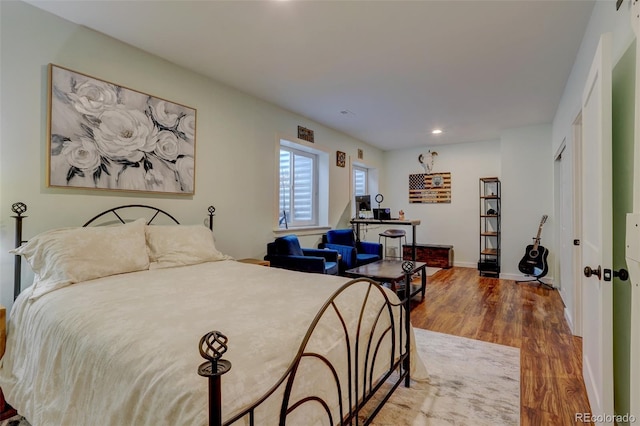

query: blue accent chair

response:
[320,229,383,274]
[264,235,339,275]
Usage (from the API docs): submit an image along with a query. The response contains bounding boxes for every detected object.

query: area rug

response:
[426,267,442,277]
[370,328,521,425]
[0,329,519,426]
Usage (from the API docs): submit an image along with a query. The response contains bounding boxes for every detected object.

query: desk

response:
[350,218,421,263]
[344,260,427,302]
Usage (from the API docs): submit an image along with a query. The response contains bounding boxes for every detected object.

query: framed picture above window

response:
[47,64,197,195]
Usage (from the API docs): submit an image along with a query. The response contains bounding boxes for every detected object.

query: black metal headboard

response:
[83,204,181,227]
[11,203,216,301]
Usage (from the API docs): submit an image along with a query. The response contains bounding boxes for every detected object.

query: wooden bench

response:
[403,244,454,269]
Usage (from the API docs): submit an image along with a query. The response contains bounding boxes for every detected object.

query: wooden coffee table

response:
[344,260,427,301]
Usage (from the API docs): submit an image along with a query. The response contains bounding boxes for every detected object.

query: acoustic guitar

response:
[518,215,549,277]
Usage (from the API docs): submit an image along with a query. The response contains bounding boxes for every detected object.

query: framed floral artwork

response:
[47,64,197,194]
[336,151,346,167]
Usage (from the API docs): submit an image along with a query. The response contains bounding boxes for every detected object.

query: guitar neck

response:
[531,216,548,250]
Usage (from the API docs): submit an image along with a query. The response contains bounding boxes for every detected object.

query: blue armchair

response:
[264,235,339,275]
[320,229,382,274]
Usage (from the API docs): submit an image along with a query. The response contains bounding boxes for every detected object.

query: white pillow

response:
[11,218,149,299]
[145,225,230,269]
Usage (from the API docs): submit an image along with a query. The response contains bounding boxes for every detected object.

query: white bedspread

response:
[0,260,427,425]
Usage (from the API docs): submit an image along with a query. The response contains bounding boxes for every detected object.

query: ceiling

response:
[26,0,595,151]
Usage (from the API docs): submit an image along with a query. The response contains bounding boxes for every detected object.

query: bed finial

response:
[207,206,216,231]
[11,202,28,301]
[401,260,415,385]
[11,202,27,217]
[198,330,231,426]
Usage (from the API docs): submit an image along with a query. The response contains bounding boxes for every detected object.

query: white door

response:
[630,11,640,421]
[581,33,613,421]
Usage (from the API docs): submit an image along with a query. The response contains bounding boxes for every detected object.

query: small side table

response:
[344,260,427,302]
[238,258,270,267]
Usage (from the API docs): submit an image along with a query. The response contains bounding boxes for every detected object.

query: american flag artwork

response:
[409,172,451,204]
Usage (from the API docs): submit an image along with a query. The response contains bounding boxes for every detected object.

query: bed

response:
[0,203,428,425]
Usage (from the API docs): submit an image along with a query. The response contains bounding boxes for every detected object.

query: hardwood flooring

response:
[410,267,592,425]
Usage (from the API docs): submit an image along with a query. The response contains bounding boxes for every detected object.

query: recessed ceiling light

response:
[432,129,443,135]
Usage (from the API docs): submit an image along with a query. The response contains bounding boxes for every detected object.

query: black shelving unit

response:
[478,177,501,277]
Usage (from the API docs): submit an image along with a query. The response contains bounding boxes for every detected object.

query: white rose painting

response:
[48,64,196,194]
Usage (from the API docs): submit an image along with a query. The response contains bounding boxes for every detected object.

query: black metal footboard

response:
[198,265,415,426]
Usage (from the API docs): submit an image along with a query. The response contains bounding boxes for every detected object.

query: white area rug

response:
[371,328,521,425]
[1,328,519,426]
[426,267,442,277]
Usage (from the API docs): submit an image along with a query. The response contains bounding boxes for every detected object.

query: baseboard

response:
[454,261,476,268]
[450,264,556,287]
[564,305,575,334]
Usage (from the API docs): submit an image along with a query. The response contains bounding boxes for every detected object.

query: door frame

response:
[580,32,614,419]
[630,16,640,421]
[572,112,584,338]
[556,112,583,338]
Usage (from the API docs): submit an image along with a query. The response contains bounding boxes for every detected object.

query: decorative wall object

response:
[409,172,452,203]
[297,125,314,143]
[418,150,438,174]
[47,64,197,195]
[336,151,346,167]
[357,149,364,160]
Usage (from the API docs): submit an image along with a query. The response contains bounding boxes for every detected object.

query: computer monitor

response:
[355,195,372,218]
[373,208,391,220]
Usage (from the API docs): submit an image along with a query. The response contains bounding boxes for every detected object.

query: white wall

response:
[548,1,636,418]
[551,0,634,325]
[381,140,500,268]
[0,1,383,309]
[553,0,635,155]
[500,125,554,280]
[381,124,553,278]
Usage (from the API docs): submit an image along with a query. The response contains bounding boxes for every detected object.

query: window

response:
[353,166,368,196]
[279,146,318,228]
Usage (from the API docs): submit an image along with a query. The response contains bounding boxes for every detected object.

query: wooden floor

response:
[410,267,592,425]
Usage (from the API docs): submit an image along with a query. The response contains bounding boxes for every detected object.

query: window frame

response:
[278,145,318,228]
[350,162,378,218]
[275,136,330,233]
[353,165,368,196]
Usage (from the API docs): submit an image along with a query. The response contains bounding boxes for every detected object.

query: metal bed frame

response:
[9,202,414,426]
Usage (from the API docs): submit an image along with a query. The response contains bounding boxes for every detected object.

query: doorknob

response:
[614,268,629,281]
[603,268,629,281]
[584,265,601,279]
